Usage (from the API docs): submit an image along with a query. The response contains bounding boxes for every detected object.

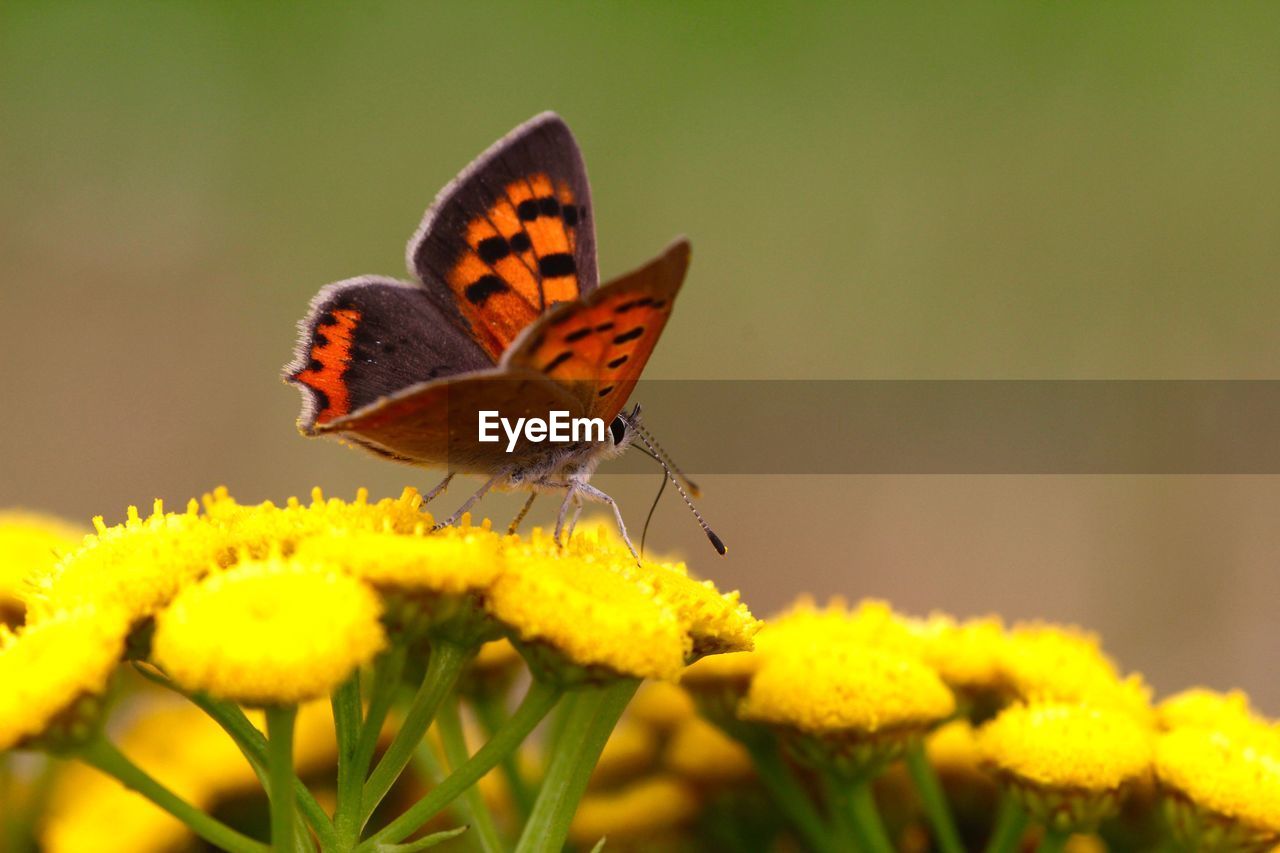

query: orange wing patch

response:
[445,173,586,360]
[507,238,689,421]
[291,307,360,426]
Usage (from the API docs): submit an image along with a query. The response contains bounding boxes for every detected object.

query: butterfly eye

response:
[609,416,627,446]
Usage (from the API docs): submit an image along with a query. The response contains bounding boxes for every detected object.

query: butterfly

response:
[284,112,722,558]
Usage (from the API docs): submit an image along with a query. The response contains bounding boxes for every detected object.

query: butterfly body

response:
[284,113,691,555]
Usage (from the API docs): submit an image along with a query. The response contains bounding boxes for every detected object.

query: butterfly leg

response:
[565,494,584,542]
[507,492,537,535]
[432,473,505,531]
[422,472,455,505]
[553,484,578,546]
[575,483,639,562]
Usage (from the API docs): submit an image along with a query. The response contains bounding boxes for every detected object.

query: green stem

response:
[376,826,470,852]
[845,780,894,853]
[744,738,836,853]
[437,699,505,853]
[360,679,563,851]
[362,641,470,825]
[266,706,298,853]
[133,663,336,848]
[472,690,536,820]
[79,737,268,853]
[905,741,965,853]
[1038,827,1072,853]
[986,792,1030,853]
[332,674,365,846]
[353,645,408,777]
[513,679,639,853]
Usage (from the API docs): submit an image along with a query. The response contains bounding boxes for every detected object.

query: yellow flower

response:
[0,605,128,750]
[742,643,954,738]
[569,775,699,844]
[0,510,84,624]
[152,557,385,705]
[910,613,1008,695]
[927,718,984,773]
[485,524,757,683]
[630,681,698,732]
[1157,688,1265,734]
[979,701,1153,830]
[1156,724,1280,850]
[25,501,225,626]
[201,486,431,555]
[566,524,760,659]
[1000,622,1152,720]
[664,715,754,785]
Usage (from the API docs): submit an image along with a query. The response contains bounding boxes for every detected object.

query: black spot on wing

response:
[510,232,532,253]
[612,326,644,345]
[538,253,576,278]
[564,327,593,343]
[598,385,615,397]
[544,351,573,372]
[477,236,510,263]
[465,275,509,305]
[607,355,629,369]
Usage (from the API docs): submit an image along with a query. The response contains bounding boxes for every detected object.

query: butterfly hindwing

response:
[285,276,491,433]
[408,112,598,362]
[505,238,690,422]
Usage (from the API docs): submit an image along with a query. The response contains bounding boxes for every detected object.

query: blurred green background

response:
[3,3,1278,708]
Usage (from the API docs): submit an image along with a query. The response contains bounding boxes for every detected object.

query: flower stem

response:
[842,779,894,853]
[353,645,407,776]
[905,740,965,853]
[744,737,838,853]
[78,736,268,853]
[358,679,563,851]
[985,793,1029,853]
[513,679,640,853]
[436,699,505,853]
[133,663,336,848]
[332,674,364,846]
[471,690,536,820]
[266,705,298,853]
[362,640,470,825]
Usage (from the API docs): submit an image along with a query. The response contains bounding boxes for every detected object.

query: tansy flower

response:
[979,701,1153,831]
[664,715,755,785]
[201,486,430,555]
[485,547,684,684]
[0,510,84,625]
[630,681,698,732]
[25,502,225,626]
[152,557,385,705]
[292,522,505,641]
[909,613,1009,698]
[564,524,760,659]
[569,775,699,845]
[0,605,129,750]
[741,638,954,779]
[1155,723,1280,851]
[1000,622,1153,721]
[1156,687,1266,734]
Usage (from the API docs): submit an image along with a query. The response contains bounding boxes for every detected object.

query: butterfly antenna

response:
[640,472,667,559]
[632,422,702,498]
[632,428,726,556]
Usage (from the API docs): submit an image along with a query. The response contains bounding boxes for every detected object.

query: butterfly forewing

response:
[285,276,491,433]
[408,112,598,361]
[505,238,690,422]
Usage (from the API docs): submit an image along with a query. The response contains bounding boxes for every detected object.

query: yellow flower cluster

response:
[2,487,757,753]
[0,511,83,624]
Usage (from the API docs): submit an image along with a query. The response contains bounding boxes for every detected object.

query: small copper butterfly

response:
[284,113,723,558]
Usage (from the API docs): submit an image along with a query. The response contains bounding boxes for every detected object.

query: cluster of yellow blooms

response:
[1,496,1278,852]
